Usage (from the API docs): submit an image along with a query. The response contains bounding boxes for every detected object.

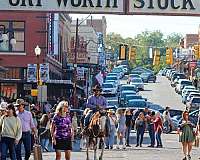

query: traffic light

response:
[153,49,160,66]
[119,44,128,60]
[166,48,173,65]
[193,45,200,59]
[129,47,136,61]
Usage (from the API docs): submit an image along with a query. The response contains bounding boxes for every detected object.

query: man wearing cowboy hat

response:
[87,85,107,112]
[15,99,37,160]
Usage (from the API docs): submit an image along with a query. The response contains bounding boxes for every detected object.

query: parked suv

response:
[140,72,156,83]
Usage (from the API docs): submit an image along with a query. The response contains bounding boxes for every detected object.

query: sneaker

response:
[140,144,142,147]
[122,146,126,150]
[182,157,187,160]
[147,145,154,148]
[110,146,113,150]
[116,146,120,149]
[105,146,109,149]
[135,144,139,147]
[188,155,191,160]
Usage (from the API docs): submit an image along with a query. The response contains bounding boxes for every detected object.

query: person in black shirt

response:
[125,108,133,147]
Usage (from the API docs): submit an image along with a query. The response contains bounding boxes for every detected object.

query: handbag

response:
[33,137,43,160]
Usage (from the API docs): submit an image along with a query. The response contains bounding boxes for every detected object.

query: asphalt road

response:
[140,75,185,111]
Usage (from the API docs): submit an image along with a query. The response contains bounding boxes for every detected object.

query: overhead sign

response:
[2,0,125,14]
[128,0,200,16]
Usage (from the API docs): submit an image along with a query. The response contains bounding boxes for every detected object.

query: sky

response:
[70,14,200,38]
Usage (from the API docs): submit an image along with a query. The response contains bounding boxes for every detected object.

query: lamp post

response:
[35,45,41,86]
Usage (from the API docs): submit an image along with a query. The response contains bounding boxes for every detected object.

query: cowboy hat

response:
[14,99,25,106]
[107,109,115,113]
[0,102,7,110]
[92,85,102,92]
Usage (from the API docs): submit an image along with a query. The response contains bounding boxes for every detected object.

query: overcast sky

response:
[70,14,200,38]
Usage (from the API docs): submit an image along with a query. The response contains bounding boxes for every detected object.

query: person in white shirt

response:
[163,106,172,133]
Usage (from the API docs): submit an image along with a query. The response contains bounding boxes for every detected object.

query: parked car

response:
[140,72,156,83]
[102,82,117,96]
[105,76,120,86]
[181,86,196,96]
[186,97,200,112]
[175,79,193,94]
[126,99,147,109]
[120,84,138,94]
[119,90,137,106]
[171,73,186,87]
[182,89,199,104]
[124,95,147,106]
[186,92,200,103]
[127,74,140,83]
[107,99,119,110]
[130,78,144,90]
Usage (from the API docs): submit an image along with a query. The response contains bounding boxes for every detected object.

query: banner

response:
[1,0,125,14]
[77,67,85,80]
[40,63,50,82]
[27,63,49,83]
[27,64,37,82]
[95,72,103,86]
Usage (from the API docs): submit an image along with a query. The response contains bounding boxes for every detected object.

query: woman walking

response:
[0,103,22,160]
[38,114,51,152]
[105,109,117,149]
[178,111,195,160]
[51,101,73,160]
[125,108,133,147]
[154,112,163,148]
[135,112,146,147]
[116,109,126,149]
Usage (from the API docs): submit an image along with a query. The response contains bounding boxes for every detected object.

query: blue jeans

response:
[15,132,31,160]
[125,126,132,145]
[1,137,16,160]
[148,124,155,146]
[156,132,162,146]
[40,138,49,151]
[106,125,116,148]
[136,129,145,145]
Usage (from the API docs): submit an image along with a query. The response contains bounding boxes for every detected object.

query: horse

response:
[82,111,108,160]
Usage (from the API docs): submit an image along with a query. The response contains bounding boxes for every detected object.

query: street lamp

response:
[35,45,41,86]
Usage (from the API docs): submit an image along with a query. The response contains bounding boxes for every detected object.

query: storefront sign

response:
[1,0,125,14]
[40,63,50,83]
[128,0,200,16]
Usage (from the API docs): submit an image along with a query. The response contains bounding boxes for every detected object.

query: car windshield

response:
[121,86,136,91]
[127,100,146,108]
[131,79,142,83]
[192,98,200,103]
[181,81,192,86]
[107,100,118,106]
[106,76,117,81]
[126,95,142,100]
[130,74,140,78]
[102,83,113,88]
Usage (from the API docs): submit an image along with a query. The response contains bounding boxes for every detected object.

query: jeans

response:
[125,126,132,145]
[40,138,49,151]
[148,124,155,146]
[136,129,145,145]
[164,120,170,132]
[1,137,16,160]
[15,132,31,160]
[156,132,162,146]
[106,125,116,148]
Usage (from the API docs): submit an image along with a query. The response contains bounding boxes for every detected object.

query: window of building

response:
[0,21,25,53]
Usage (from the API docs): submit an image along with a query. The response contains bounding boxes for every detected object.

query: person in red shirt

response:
[154,112,163,148]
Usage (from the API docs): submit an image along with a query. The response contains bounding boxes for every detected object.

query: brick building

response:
[0,12,77,100]
[184,34,198,48]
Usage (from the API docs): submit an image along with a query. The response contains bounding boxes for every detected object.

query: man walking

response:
[15,99,37,160]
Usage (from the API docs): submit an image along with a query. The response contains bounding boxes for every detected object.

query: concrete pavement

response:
[140,75,185,111]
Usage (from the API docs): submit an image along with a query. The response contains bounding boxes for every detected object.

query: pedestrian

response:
[135,112,146,147]
[0,102,7,117]
[0,103,22,160]
[72,112,78,136]
[116,109,126,149]
[146,111,156,147]
[178,111,195,160]
[44,102,52,114]
[50,101,73,160]
[15,99,37,160]
[105,109,117,149]
[38,114,51,152]
[154,112,163,148]
[125,108,133,147]
[163,106,172,133]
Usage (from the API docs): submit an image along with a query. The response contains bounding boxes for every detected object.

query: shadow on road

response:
[142,89,152,91]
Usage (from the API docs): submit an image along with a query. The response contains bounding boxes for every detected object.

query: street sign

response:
[77,67,85,80]
[40,63,50,83]
[1,0,125,14]
[37,85,47,103]
[27,64,37,82]
[128,0,200,16]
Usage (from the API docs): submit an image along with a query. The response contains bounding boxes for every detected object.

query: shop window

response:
[0,21,25,53]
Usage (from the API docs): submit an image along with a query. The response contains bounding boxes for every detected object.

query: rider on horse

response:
[84,85,108,128]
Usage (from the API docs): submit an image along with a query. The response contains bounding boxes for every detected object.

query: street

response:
[30,75,200,160]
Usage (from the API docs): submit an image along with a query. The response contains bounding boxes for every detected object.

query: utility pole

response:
[73,18,79,108]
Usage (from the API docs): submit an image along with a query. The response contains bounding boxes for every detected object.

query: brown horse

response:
[82,111,108,160]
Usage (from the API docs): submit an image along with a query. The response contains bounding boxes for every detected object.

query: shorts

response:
[53,138,72,151]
